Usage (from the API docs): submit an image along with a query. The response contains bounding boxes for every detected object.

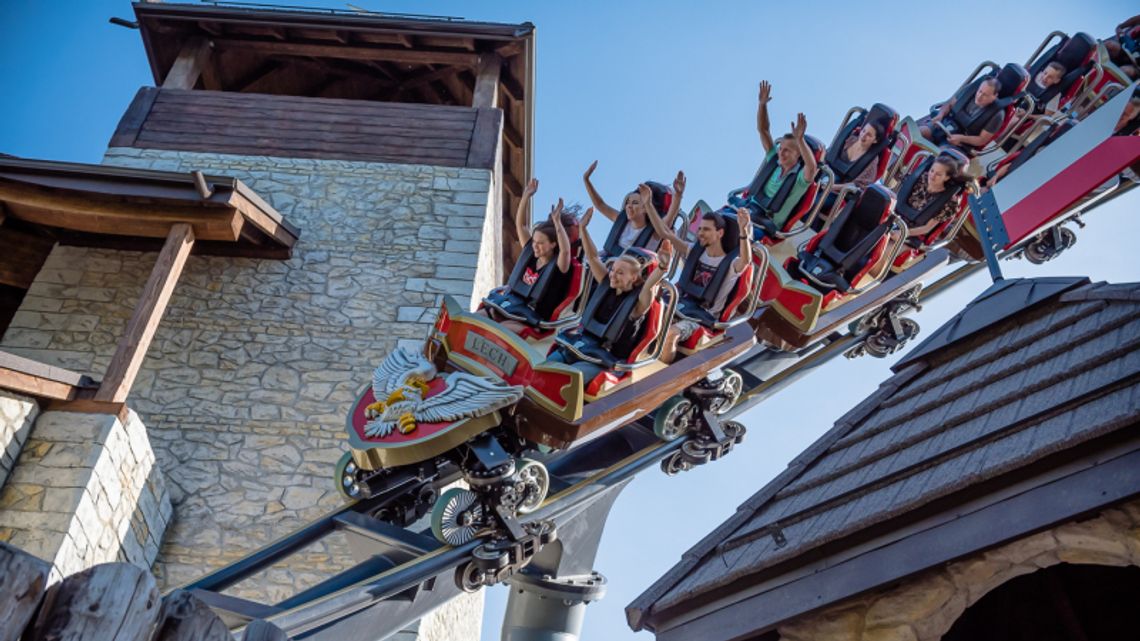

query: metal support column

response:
[968,190,1010,283]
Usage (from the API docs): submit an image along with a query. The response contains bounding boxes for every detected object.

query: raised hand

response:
[673,170,686,197]
[549,198,565,221]
[580,206,594,227]
[792,112,807,139]
[657,239,673,267]
[523,177,539,199]
[584,161,598,181]
[637,182,653,203]
[735,207,753,236]
[758,80,772,106]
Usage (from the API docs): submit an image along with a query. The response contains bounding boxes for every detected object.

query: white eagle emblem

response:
[363,347,524,439]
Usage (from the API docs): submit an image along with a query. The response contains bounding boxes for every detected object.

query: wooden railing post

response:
[472,53,501,108]
[95,223,195,403]
[163,36,213,90]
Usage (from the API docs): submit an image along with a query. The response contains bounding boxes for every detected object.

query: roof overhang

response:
[0,157,299,258]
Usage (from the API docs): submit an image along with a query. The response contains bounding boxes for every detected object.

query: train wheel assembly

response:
[430,487,483,545]
[654,396,694,441]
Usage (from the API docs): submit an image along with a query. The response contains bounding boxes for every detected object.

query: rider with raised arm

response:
[547,207,668,380]
[478,178,574,335]
[734,80,818,241]
[583,161,685,257]
[645,182,753,363]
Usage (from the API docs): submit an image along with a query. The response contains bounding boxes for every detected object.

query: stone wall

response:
[0,148,496,631]
[0,390,39,489]
[0,410,172,584]
[777,497,1140,641]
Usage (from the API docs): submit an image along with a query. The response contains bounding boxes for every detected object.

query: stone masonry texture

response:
[0,389,39,489]
[0,410,172,584]
[776,496,1140,641]
[0,148,497,633]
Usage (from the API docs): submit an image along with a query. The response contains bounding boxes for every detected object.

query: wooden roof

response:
[629,278,1140,639]
[0,157,299,258]
[130,1,535,253]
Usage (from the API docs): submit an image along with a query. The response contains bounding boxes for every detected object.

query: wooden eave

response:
[0,157,299,258]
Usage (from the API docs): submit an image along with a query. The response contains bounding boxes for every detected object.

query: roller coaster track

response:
[180,84,1140,641]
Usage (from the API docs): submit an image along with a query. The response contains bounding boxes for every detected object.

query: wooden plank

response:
[27,563,161,641]
[95,224,195,403]
[503,119,523,149]
[47,400,129,423]
[0,367,78,401]
[152,89,477,121]
[466,107,503,169]
[139,119,473,149]
[0,542,51,641]
[109,87,160,148]
[0,351,91,387]
[134,131,469,164]
[162,36,213,90]
[440,72,473,107]
[145,103,476,133]
[151,590,231,641]
[242,620,291,641]
[0,185,242,242]
[472,53,501,108]
[211,37,479,67]
[500,68,525,102]
[125,138,471,168]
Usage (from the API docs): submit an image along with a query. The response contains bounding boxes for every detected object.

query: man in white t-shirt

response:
[642,181,753,363]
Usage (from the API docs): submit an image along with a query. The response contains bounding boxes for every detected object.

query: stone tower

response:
[0,3,534,639]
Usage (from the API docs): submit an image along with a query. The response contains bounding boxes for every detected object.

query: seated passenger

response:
[734,80,819,241]
[896,152,967,243]
[830,121,887,192]
[642,188,753,363]
[1027,61,1067,116]
[1104,15,1140,80]
[547,208,668,382]
[479,178,575,335]
[582,161,683,258]
[918,77,1005,152]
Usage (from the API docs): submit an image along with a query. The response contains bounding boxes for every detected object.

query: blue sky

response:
[2,1,1137,640]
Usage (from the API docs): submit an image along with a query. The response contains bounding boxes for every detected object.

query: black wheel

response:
[863,333,896,358]
[515,459,550,515]
[680,440,712,466]
[661,452,689,476]
[455,562,485,593]
[709,370,744,415]
[654,396,693,441]
[1058,226,1077,252]
[723,421,747,445]
[899,318,920,341]
[472,541,511,572]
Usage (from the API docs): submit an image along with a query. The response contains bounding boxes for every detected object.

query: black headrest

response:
[802,135,825,160]
[722,214,741,254]
[866,103,899,134]
[851,184,894,229]
[996,63,1030,99]
[1057,33,1096,70]
[643,181,672,214]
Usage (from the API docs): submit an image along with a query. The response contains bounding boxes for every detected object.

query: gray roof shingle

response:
[629,278,1140,631]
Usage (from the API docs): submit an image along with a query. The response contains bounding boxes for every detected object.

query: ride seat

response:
[675,215,752,325]
[791,183,896,293]
[1027,32,1097,112]
[895,149,970,247]
[732,136,827,240]
[601,181,673,257]
[826,103,900,186]
[942,63,1030,153]
[481,221,585,331]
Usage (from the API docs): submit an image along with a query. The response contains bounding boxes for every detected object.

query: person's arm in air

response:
[792,113,818,181]
[641,183,690,259]
[1117,15,1140,37]
[578,208,608,283]
[757,80,775,153]
[516,178,538,246]
[583,161,620,223]
[733,208,753,273]
[662,170,686,229]
[634,243,670,317]
[550,199,572,273]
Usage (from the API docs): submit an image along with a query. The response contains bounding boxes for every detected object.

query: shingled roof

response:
[628,277,1140,639]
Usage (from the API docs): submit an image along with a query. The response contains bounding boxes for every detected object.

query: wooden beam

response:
[472,53,501,108]
[212,38,479,67]
[399,65,470,92]
[466,108,503,169]
[504,171,523,198]
[153,590,230,641]
[236,60,288,93]
[109,86,159,148]
[95,223,195,403]
[501,68,525,102]
[163,36,213,90]
[28,564,161,641]
[503,119,523,149]
[496,41,524,58]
